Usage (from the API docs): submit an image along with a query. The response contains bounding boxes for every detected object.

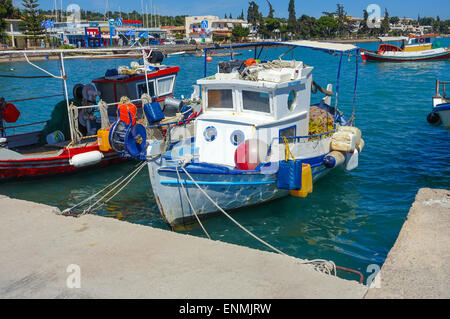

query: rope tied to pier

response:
[60,161,148,217]
[177,161,364,282]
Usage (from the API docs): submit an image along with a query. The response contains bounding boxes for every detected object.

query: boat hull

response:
[0,144,123,181]
[148,157,331,229]
[361,49,450,62]
[434,103,450,129]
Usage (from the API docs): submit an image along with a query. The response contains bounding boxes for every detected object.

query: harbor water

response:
[0,41,449,280]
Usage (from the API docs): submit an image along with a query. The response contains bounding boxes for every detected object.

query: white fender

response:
[70,151,104,168]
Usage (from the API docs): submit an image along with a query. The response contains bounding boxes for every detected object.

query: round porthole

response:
[230,130,245,146]
[203,126,217,142]
[288,90,297,111]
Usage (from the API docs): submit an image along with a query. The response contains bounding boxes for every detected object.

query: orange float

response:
[117,103,137,125]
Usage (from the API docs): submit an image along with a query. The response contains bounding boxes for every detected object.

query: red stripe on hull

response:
[362,52,450,62]
[0,144,125,180]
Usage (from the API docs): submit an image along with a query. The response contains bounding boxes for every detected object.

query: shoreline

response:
[1,35,448,63]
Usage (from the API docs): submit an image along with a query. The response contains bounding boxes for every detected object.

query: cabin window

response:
[157,76,174,96]
[279,126,296,139]
[137,81,156,97]
[207,89,233,109]
[242,90,270,113]
[288,90,297,111]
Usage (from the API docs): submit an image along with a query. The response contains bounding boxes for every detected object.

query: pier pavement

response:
[0,194,366,299]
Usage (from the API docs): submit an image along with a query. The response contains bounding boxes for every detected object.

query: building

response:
[185,15,249,43]
[161,26,185,38]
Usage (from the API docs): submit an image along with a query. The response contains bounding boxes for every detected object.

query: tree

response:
[0,0,18,41]
[358,9,369,36]
[266,0,274,19]
[238,9,245,20]
[21,0,44,46]
[380,8,390,35]
[315,16,338,38]
[287,0,297,33]
[224,13,227,19]
[247,1,262,25]
[390,16,400,25]
[297,14,316,39]
[232,25,250,41]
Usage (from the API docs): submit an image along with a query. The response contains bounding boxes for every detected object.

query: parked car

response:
[149,39,161,45]
[189,39,197,45]
[175,40,188,45]
[164,40,176,45]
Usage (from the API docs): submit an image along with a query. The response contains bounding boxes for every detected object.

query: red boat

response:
[0,48,180,181]
[361,34,450,62]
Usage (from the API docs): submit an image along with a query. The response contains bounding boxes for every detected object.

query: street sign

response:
[115,18,123,27]
[138,31,149,38]
[41,20,55,29]
[201,20,208,30]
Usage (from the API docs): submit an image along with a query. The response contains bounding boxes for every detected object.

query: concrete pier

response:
[365,188,450,299]
[0,195,367,299]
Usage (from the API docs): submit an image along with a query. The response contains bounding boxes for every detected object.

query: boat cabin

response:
[377,34,440,53]
[194,59,313,167]
[92,64,179,117]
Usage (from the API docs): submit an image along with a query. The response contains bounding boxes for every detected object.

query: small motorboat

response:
[0,48,187,181]
[360,34,450,62]
[427,79,450,129]
[118,41,365,229]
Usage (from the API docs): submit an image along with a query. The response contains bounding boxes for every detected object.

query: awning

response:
[277,40,358,52]
[378,36,409,42]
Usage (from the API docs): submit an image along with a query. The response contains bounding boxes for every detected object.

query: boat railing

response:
[276,130,336,143]
[435,79,449,98]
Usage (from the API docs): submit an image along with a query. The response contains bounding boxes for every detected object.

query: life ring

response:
[419,38,425,44]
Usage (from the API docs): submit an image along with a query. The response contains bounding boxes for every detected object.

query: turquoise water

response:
[0,41,449,282]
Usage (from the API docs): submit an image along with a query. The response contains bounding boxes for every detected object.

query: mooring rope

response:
[178,164,365,281]
[176,167,211,239]
[61,162,146,217]
[78,162,147,216]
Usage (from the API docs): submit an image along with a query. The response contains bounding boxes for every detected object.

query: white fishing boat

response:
[427,79,450,129]
[118,41,365,229]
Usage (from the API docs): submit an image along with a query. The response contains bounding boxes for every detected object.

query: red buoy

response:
[234,139,269,171]
[1,103,20,123]
[206,56,213,62]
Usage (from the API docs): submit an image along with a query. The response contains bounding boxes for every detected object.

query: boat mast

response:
[59,53,75,142]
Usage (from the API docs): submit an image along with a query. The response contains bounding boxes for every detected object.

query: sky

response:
[19,0,450,20]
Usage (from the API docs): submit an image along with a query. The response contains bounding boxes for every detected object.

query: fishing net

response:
[39,99,81,144]
[308,105,334,138]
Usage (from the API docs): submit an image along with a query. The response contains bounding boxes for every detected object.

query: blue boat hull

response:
[148,157,332,229]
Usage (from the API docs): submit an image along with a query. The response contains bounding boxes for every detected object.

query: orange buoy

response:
[206,56,213,62]
[118,103,137,125]
[245,58,256,66]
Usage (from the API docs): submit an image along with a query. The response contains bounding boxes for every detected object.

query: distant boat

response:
[167,51,187,57]
[189,51,243,57]
[360,34,450,62]
[427,79,450,129]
